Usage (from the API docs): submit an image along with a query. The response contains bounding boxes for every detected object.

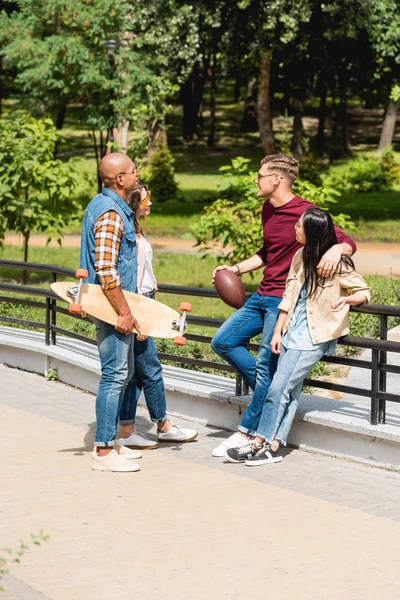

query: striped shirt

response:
[94,211,124,290]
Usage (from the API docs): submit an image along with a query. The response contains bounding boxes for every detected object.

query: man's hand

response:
[317,244,342,278]
[212,265,238,283]
[270,331,282,354]
[115,312,141,335]
[136,332,148,342]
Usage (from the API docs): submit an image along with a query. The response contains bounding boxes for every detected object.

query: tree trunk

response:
[233,70,241,102]
[378,100,399,151]
[118,120,130,154]
[181,62,204,140]
[56,103,67,130]
[340,92,351,153]
[256,53,275,155]
[207,53,217,148]
[292,98,304,158]
[92,130,102,193]
[316,81,327,155]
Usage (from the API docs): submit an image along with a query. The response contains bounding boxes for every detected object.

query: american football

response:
[214,269,246,309]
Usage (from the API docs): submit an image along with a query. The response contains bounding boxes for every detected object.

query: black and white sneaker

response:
[225,441,260,463]
[245,443,283,467]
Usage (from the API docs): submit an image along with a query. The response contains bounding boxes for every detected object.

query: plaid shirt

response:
[94,211,124,290]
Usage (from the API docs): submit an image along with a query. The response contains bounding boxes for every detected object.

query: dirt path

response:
[4,233,400,277]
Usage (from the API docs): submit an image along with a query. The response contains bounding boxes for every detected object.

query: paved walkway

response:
[1,364,400,600]
[4,234,400,277]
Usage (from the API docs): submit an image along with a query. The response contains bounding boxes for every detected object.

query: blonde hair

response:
[260,154,299,184]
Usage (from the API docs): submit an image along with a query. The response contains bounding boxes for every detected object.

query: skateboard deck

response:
[51,281,188,340]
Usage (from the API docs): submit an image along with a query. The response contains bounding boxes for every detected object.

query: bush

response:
[380,146,400,186]
[148,143,182,203]
[324,155,391,194]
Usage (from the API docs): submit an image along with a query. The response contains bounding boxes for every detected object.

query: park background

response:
[0,0,399,377]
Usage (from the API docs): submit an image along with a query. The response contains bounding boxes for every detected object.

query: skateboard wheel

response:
[174,336,186,346]
[75,268,89,279]
[69,303,82,314]
[180,302,192,312]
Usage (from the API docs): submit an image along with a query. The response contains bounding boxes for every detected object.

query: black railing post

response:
[236,373,243,395]
[379,314,388,424]
[51,272,57,345]
[45,298,51,346]
[371,349,379,425]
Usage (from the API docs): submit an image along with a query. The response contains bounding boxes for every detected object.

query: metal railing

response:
[1,259,400,426]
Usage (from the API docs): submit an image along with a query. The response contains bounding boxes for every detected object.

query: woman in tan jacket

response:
[226,207,370,466]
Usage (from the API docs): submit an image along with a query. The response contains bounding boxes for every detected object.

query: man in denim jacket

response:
[80,152,142,472]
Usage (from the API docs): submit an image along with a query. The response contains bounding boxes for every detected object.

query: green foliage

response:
[379,147,400,185]
[324,155,392,194]
[350,273,400,335]
[0,531,49,590]
[0,115,81,261]
[148,143,181,203]
[192,157,355,264]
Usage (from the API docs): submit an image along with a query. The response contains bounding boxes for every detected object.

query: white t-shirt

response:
[140,235,156,294]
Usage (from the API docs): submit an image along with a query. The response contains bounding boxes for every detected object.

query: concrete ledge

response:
[1,326,399,470]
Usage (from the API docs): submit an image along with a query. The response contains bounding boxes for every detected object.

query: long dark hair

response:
[302,207,354,298]
[126,184,148,235]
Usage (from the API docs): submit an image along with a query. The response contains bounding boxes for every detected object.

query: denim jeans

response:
[119,335,167,424]
[94,319,135,447]
[256,343,328,445]
[211,293,281,434]
[119,289,167,424]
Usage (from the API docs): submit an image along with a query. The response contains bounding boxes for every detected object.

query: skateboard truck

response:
[173,302,192,346]
[67,269,89,314]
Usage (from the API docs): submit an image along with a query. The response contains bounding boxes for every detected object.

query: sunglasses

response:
[140,191,151,209]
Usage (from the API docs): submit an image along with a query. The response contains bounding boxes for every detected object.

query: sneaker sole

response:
[92,464,141,472]
[121,443,158,450]
[245,457,283,466]
[158,432,198,443]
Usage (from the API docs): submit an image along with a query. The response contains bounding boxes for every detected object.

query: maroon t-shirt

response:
[255,196,357,298]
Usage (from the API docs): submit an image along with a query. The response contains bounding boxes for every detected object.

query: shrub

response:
[324,155,391,194]
[148,143,182,203]
[380,146,400,186]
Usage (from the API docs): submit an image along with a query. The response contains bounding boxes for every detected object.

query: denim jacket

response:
[279,248,371,344]
[80,187,138,293]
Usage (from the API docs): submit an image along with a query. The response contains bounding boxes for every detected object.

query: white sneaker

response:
[118,446,142,459]
[212,432,250,457]
[117,431,158,450]
[157,423,198,443]
[92,449,141,472]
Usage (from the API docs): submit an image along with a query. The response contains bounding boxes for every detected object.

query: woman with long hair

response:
[225,207,370,466]
[117,185,198,449]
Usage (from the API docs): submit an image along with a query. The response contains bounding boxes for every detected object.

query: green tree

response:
[0,115,81,280]
[148,142,181,203]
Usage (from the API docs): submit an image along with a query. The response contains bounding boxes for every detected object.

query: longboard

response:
[51,271,191,345]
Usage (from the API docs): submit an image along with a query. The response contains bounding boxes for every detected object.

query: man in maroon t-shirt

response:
[210,154,356,458]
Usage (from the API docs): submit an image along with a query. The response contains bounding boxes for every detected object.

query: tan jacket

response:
[279,249,371,344]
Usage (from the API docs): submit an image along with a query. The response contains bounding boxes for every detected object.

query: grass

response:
[331,189,400,242]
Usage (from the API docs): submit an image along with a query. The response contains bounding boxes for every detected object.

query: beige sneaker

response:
[118,446,142,459]
[92,449,140,472]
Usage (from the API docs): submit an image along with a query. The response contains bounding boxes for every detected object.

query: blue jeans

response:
[119,335,167,424]
[211,293,281,435]
[94,319,135,447]
[256,344,328,445]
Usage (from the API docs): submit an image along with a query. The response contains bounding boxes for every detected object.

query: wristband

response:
[235,264,241,276]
